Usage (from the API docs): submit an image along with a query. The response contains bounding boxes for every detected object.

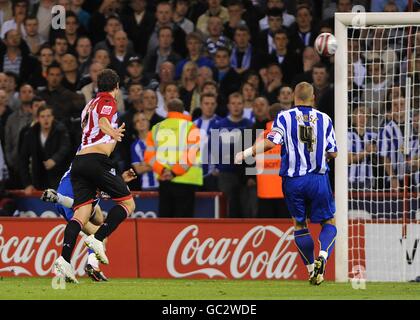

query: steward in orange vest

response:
[256,104,290,218]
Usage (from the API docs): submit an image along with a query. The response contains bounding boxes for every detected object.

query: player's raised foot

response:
[41,189,58,203]
[311,256,326,286]
[84,264,108,282]
[84,235,109,264]
[53,256,78,284]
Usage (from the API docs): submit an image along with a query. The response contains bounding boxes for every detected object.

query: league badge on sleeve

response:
[101,105,113,115]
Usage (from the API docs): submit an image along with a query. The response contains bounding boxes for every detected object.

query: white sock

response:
[57,193,74,208]
[319,250,328,260]
[307,263,314,274]
[88,253,99,269]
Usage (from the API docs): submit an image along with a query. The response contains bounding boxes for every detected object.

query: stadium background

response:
[0,0,419,295]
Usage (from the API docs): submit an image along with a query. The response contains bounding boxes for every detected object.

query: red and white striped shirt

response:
[80,92,118,150]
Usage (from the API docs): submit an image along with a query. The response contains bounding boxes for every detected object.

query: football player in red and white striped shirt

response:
[54,69,135,283]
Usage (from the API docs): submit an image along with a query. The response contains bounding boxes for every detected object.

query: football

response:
[314,32,338,56]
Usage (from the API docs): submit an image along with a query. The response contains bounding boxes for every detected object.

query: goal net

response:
[335,13,420,282]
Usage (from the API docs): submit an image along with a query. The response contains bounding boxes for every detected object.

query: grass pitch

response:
[0,277,419,300]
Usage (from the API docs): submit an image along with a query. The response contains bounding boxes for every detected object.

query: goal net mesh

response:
[347,25,420,281]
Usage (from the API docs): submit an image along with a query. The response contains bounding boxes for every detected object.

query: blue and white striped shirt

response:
[348,129,377,183]
[267,106,337,177]
[194,115,221,176]
[131,138,159,190]
[378,119,405,179]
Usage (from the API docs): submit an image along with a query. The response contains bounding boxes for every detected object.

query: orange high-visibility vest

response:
[256,121,284,199]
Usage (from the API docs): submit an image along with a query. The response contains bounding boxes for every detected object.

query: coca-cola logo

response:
[0,224,88,276]
[167,225,299,279]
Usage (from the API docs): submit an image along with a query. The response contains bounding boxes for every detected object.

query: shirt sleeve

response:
[326,118,338,153]
[266,115,285,145]
[96,98,117,122]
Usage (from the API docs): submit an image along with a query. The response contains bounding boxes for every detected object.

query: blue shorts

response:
[282,173,335,224]
[56,171,99,222]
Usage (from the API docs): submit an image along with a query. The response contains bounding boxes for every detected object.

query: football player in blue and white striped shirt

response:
[348,105,378,189]
[236,82,337,285]
[131,112,159,190]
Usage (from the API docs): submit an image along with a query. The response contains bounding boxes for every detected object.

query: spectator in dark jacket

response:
[19,104,71,194]
[265,29,301,84]
[213,47,242,103]
[122,0,155,58]
[37,63,85,151]
[143,26,182,79]
[0,29,40,86]
[288,4,319,57]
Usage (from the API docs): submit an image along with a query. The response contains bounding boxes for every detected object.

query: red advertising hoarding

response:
[0,219,138,278]
[0,218,334,281]
[138,219,334,280]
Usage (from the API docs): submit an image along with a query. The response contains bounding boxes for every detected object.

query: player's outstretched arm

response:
[235,138,276,164]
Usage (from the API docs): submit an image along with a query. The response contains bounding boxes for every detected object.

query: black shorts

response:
[70,153,132,210]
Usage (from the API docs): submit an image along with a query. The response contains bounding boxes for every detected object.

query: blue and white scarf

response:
[230,45,252,70]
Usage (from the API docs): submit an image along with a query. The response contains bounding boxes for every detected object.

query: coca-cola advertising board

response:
[137,219,335,280]
[0,219,138,278]
[0,218,334,280]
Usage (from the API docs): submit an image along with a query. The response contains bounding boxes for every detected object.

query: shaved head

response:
[294,82,314,105]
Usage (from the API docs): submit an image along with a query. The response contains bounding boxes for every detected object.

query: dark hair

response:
[167,98,184,112]
[158,25,173,37]
[47,62,63,74]
[127,81,143,91]
[4,71,19,85]
[32,96,44,105]
[273,28,288,38]
[215,46,231,56]
[76,35,92,46]
[97,69,120,92]
[267,7,283,17]
[39,43,53,53]
[12,0,28,15]
[312,62,328,71]
[296,4,312,15]
[227,0,243,7]
[37,104,53,117]
[66,10,79,22]
[105,15,121,24]
[54,35,68,45]
[200,92,217,102]
[24,15,37,24]
[235,25,250,35]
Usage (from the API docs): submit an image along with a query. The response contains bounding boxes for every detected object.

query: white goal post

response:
[335,12,420,282]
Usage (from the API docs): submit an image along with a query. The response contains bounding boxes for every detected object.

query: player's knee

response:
[120,198,135,216]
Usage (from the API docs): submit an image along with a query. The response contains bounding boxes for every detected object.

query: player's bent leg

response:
[54,205,93,284]
[93,197,135,242]
[89,206,104,226]
[313,218,337,286]
[292,218,316,284]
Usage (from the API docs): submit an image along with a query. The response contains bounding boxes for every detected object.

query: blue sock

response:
[294,229,315,269]
[88,248,95,255]
[319,223,337,261]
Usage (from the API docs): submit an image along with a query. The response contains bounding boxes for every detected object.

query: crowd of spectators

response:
[0,0,418,218]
